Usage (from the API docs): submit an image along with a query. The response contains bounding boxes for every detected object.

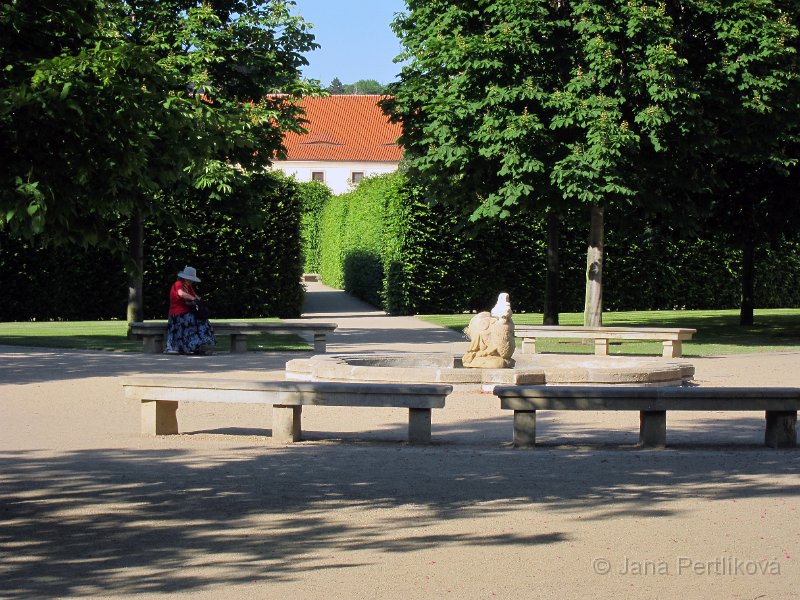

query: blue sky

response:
[291,0,408,86]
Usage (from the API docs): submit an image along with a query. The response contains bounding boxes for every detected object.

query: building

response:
[272,95,402,195]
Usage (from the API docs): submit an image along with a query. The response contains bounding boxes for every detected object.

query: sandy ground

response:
[1,285,799,599]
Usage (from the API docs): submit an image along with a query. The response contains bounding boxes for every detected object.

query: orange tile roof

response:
[282,95,402,162]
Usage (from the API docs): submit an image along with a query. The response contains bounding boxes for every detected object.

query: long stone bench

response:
[514,325,696,358]
[128,321,337,354]
[494,385,799,448]
[123,376,451,444]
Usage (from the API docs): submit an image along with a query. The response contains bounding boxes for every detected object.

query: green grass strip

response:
[3,308,799,356]
[0,320,312,353]
[417,308,800,357]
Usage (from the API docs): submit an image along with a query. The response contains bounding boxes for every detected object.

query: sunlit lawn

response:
[0,319,312,352]
[417,308,800,356]
[2,308,799,356]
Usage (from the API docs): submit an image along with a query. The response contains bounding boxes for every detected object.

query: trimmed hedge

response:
[0,171,305,321]
[4,169,799,322]
[297,180,331,274]
[0,235,127,321]
[316,173,573,313]
[142,172,305,319]
[314,172,800,314]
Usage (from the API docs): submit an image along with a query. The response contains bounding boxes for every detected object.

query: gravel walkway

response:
[1,282,798,599]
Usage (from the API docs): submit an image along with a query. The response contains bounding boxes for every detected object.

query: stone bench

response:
[494,385,800,448]
[514,325,696,358]
[128,321,337,354]
[122,376,451,444]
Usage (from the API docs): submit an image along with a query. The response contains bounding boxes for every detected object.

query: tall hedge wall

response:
[0,172,305,321]
[314,172,800,314]
[297,180,332,274]
[316,175,401,306]
[0,235,127,321]
[141,172,304,319]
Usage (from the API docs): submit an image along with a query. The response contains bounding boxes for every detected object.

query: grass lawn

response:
[417,308,800,357]
[0,319,312,353]
[2,309,799,356]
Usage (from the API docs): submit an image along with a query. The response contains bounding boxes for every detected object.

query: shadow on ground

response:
[0,347,297,385]
[2,415,798,597]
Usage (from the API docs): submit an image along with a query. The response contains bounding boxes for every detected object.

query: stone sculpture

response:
[462,292,515,369]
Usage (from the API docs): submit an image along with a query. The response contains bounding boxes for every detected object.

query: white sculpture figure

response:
[491,292,511,319]
[462,292,515,369]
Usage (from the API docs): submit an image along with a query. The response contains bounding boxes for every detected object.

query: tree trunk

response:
[127,209,144,324]
[543,211,560,325]
[740,243,755,326]
[583,203,604,327]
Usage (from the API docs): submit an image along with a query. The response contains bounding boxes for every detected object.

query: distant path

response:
[301,280,467,354]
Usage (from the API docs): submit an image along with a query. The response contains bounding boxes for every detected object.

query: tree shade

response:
[384,0,800,325]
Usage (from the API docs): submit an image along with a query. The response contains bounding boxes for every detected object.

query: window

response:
[311,171,325,182]
[351,171,365,185]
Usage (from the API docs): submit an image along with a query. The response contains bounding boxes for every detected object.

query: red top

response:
[168,280,196,317]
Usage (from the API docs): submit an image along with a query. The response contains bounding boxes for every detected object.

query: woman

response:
[164,266,216,355]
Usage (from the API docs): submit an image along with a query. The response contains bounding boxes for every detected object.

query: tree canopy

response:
[385,0,800,324]
[0,0,320,246]
[327,77,387,95]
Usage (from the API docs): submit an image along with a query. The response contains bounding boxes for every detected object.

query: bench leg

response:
[639,411,666,448]
[313,333,327,353]
[230,335,248,353]
[521,338,536,354]
[142,336,164,354]
[141,400,178,435]
[408,408,432,444]
[513,410,537,448]
[272,405,302,442]
[594,339,609,356]
[662,340,682,358]
[765,411,797,448]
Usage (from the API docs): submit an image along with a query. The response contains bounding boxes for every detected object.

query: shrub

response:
[143,172,304,319]
[0,235,126,321]
[313,172,800,315]
[0,171,305,320]
[297,180,331,274]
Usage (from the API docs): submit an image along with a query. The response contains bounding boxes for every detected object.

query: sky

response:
[291,0,408,87]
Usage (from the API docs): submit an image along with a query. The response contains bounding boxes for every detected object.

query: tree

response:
[0,0,320,320]
[327,77,346,94]
[343,79,387,94]
[385,1,694,325]
[326,77,386,95]
[689,3,800,325]
[385,0,800,326]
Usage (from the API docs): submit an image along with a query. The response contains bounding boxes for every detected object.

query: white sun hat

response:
[177,266,201,282]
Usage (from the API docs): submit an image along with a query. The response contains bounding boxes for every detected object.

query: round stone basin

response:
[286,353,695,392]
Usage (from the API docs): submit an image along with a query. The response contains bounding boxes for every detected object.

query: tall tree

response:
[691,3,800,325]
[386,0,800,325]
[0,0,320,319]
[344,79,387,94]
[327,77,346,94]
[385,0,693,325]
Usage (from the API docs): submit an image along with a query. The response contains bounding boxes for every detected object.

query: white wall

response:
[272,160,399,195]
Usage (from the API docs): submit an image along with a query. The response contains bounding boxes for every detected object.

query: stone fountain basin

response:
[285,353,695,391]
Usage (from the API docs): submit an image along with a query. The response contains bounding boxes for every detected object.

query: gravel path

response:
[1,283,798,599]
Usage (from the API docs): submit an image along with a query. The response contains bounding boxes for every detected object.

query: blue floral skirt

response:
[165,312,216,354]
